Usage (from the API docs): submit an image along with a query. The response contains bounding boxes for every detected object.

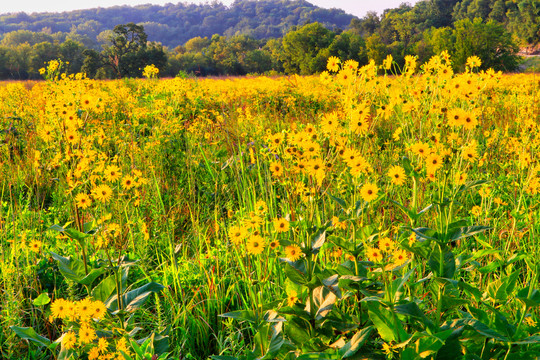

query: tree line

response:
[1,0,535,79]
[0,0,354,50]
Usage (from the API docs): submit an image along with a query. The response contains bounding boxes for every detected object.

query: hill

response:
[0,0,357,49]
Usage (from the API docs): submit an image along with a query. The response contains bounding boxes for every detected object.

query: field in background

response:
[1,56,539,360]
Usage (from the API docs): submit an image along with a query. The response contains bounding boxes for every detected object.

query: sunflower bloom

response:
[287,290,299,307]
[392,249,409,267]
[411,142,430,158]
[92,300,107,320]
[228,225,246,245]
[104,165,121,182]
[92,184,113,203]
[360,182,379,202]
[274,218,290,233]
[378,237,395,253]
[51,299,71,320]
[462,111,478,130]
[78,324,96,344]
[29,239,42,253]
[254,200,268,215]
[285,245,302,262]
[88,347,100,360]
[77,298,95,321]
[462,145,478,162]
[246,235,265,255]
[62,331,77,350]
[75,193,92,209]
[269,240,280,250]
[387,165,406,186]
[426,153,443,172]
[269,161,284,177]
[367,247,383,263]
[466,55,482,69]
[327,56,340,72]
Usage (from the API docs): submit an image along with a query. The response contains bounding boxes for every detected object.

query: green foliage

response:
[0,0,355,49]
[91,23,167,78]
[453,18,520,71]
[281,23,335,75]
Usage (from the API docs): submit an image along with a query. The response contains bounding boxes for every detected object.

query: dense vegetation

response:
[0,0,355,49]
[1,0,538,79]
[1,53,539,360]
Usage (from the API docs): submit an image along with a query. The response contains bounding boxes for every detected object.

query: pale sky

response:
[0,0,422,18]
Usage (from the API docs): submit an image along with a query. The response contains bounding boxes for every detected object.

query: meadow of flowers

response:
[0,54,539,360]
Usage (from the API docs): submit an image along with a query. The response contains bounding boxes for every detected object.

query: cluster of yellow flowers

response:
[142,64,160,79]
[50,298,130,359]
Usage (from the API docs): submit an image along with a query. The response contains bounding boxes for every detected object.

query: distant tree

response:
[30,42,60,74]
[453,18,519,71]
[81,49,102,78]
[264,38,285,72]
[365,34,388,65]
[83,23,166,78]
[430,0,460,27]
[102,23,148,77]
[320,31,368,65]
[488,0,507,22]
[6,43,32,79]
[244,49,273,73]
[59,39,86,73]
[466,0,493,20]
[507,0,540,45]
[351,11,380,37]
[184,36,212,53]
[0,48,11,79]
[0,30,54,47]
[424,27,455,55]
[281,22,335,74]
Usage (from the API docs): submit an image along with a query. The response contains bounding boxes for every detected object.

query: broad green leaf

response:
[57,346,75,360]
[390,199,416,223]
[10,326,50,347]
[310,286,338,320]
[328,235,355,253]
[92,275,117,302]
[450,318,508,342]
[395,302,435,331]
[78,267,107,286]
[219,310,257,323]
[516,287,540,308]
[284,263,307,285]
[457,179,489,194]
[296,353,339,360]
[50,252,85,282]
[285,318,311,347]
[83,220,97,234]
[329,194,348,210]
[106,282,165,313]
[339,326,373,358]
[486,271,519,302]
[428,245,455,278]
[478,261,503,273]
[322,274,341,298]
[458,281,482,302]
[449,226,491,243]
[407,227,438,242]
[49,224,65,232]
[33,293,50,306]
[388,267,415,302]
[64,227,90,243]
[311,228,326,255]
[511,335,540,345]
[366,301,397,342]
